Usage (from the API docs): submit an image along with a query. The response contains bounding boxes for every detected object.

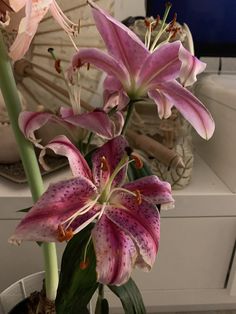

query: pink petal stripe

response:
[40,135,92,179]
[159,81,215,140]
[105,204,159,270]
[9,176,97,243]
[123,175,174,206]
[88,0,148,76]
[92,136,128,189]
[92,215,137,285]
[179,45,206,87]
[138,41,182,88]
[71,48,130,88]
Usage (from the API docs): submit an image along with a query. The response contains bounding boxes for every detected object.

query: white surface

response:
[114,0,145,20]
[194,74,236,193]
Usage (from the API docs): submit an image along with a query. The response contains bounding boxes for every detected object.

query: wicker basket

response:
[128,101,194,190]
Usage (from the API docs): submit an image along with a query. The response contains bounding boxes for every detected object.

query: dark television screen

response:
[145,0,236,57]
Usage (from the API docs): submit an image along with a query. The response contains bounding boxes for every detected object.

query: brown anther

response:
[144,18,151,28]
[152,15,160,30]
[134,190,142,205]
[80,260,89,270]
[54,59,61,74]
[131,153,143,169]
[101,156,109,171]
[87,63,90,71]
[56,225,74,242]
[165,1,172,8]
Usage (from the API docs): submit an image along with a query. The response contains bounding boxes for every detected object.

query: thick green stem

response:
[0,30,58,301]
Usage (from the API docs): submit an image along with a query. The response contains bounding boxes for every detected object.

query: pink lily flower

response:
[18,106,124,148]
[9,136,174,285]
[70,0,215,140]
[8,0,78,61]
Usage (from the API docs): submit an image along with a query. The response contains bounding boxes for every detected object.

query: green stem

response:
[85,132,94,154]
[0,30,58,301]
[121,100,135,135]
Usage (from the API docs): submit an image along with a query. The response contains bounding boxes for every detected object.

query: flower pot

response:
[0,272,93,314]
[0,271,45,314]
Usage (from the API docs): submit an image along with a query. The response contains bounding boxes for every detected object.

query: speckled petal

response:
[40,135,92,179]
[9,176,97,243]
[122,175,174,206]
[92,215,137,285]
[92,136,128,188]
[105,202,160,270]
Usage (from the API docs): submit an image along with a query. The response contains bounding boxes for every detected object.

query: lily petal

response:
[92,215,137,285]
[138,41,182,88]
[122,175,174,206]
[40,135,92,179]
[106,201,159,270]
[61,109,123,139]
[103,76,129,111]
[179,45,206,87]
[92,136,128,188]
[88,0,148,76]
[156,81,215,140]
[148,89,173,119]
[18,111,54,147]
[71,48,130,88]
[9,177,97,243]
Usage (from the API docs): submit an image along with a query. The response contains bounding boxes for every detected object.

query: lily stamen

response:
[101,156,109,172]
[130,153,143,169]
[107,187,136,203]
[56,225,74,242]
[63,196,100,229]
[80,234,92,270]
[134,190,142,205]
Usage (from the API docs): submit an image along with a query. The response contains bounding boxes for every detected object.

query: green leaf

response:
[17,207,31,213]
[108,278,146,314]
[55,224,98,314]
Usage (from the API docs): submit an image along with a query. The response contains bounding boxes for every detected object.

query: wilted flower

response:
[19,106,124,148]
[8,0,79,60]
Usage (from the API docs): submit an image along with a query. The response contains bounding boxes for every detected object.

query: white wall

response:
[114,0,145,20]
